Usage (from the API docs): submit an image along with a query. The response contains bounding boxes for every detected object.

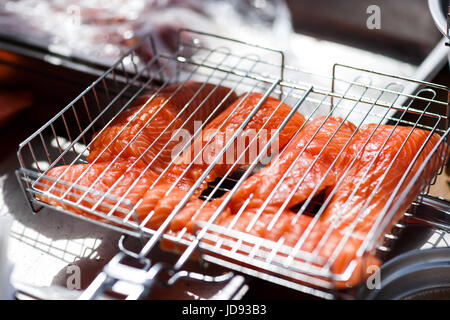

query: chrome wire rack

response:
[16,29,450,299]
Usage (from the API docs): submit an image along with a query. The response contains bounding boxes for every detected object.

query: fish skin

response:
[87,81,238,172]
[321,124,443,240]
[227,116,356,214]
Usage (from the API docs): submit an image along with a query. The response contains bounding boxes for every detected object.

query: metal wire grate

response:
[16,29,450,299]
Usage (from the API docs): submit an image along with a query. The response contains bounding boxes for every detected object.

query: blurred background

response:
[287,0,443,63]
[0,0,444,65]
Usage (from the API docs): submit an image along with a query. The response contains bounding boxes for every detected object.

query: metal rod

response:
[174,86,313,270]
[138,80,282,259]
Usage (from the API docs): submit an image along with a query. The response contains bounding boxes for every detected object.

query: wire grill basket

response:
[16,29,450,299]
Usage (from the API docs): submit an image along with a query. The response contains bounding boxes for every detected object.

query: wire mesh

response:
[16,29,450,298]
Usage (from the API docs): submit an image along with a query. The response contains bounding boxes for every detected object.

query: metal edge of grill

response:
[15,29,450,299]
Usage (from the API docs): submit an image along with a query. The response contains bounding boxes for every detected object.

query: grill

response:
[16,29,450,299]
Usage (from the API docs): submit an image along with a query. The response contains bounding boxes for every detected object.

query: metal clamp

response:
[79,234,168,300]
[117,235,151,268]
[79,250,248,300]
[79,234,248,300]
[78,252,164,300]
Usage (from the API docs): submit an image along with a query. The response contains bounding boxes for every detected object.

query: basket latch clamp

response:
[78,235,248,300]
[78,252,167,300]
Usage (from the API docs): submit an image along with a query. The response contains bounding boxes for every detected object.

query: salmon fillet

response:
[172,92,307,186]
[164,202,380,289]
[36,158,204,225]
[38,89,304,231]
[227,116,356,214]
[223,209,379,289]
[135,93,306,228]
[321,124,443,240]
[214,208,298,242]
[137,184,193,228]
[159,122,441,289]
[168,198,229,234]
[280,214,381,289]
[210,210,354,271]
[87,81,238,172]
[35,159,156,220]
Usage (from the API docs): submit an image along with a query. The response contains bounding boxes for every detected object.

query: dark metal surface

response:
[288,0,442,64]
[357,247,450,300]
[356,195,450,299]
[428,0,449,38]
[428,0,450,71]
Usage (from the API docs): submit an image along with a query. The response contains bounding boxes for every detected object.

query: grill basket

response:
[16,30,450,299]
